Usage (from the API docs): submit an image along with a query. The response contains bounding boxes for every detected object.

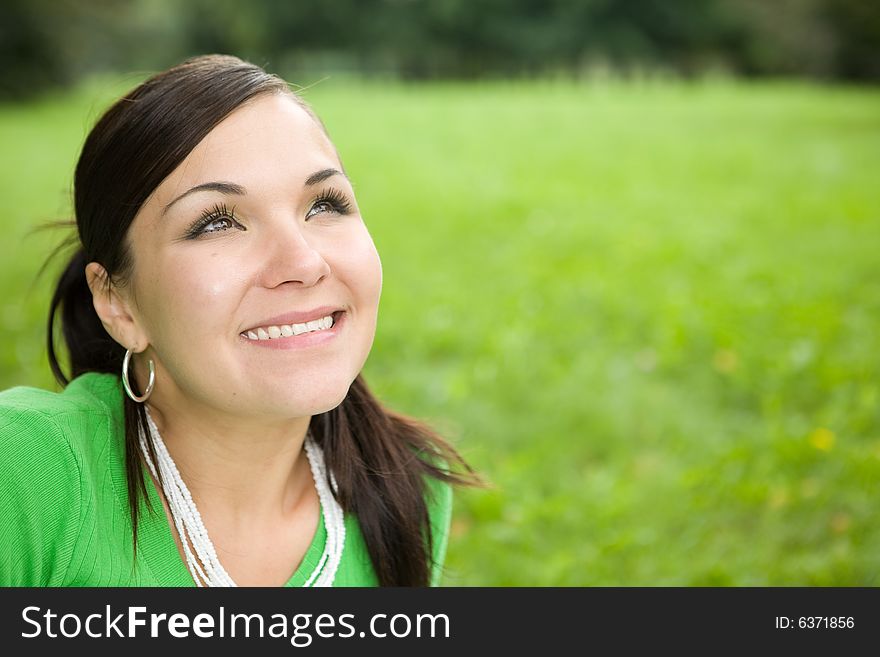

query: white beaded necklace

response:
[137,407,346,587]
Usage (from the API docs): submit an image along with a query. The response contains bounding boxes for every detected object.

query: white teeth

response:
[243,314,336,341]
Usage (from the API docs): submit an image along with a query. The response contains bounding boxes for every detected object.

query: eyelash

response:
[185,189,353,239]
[184,203,239,239]
[309,187,352,218]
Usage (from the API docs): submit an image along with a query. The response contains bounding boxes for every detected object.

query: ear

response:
[85,262,149,351]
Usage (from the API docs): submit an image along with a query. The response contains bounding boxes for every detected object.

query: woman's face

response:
[121,93,382,421]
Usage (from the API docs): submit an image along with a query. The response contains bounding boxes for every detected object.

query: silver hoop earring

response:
[122,348,155,403]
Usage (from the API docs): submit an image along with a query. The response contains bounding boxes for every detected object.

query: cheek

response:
[139,254,245,344]
[338,229,382,306]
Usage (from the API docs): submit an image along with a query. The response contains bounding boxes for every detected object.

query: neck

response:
[144,395,313,527]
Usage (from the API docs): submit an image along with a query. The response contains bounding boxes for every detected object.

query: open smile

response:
[239,311,346,350]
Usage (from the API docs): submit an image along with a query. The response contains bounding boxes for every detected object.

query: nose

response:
[258,218,331,289]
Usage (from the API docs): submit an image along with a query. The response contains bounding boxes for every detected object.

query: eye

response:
[202,217,234,233]
[306,188,352,219]
[309,200,335,217]
[186,203,244,239]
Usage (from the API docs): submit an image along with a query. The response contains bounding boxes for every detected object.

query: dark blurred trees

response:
[1,0,876,98]
[823,0,880,80]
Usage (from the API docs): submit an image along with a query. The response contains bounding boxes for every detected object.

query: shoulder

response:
[0,371,124,499]
[0,372,123,585]
[0,372,123,458]
[0,384,82,474]
[0,371,123,416]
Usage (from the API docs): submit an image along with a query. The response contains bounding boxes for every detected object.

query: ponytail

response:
[317,376,479,585]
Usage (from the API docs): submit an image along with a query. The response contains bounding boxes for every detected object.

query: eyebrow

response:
[162,168,346,215]
[162,181,245,215]
[304,168,345,186]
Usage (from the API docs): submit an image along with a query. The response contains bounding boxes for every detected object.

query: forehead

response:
[149,93,339,209]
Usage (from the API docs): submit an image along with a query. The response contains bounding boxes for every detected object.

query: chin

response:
[263,377,355,418]
[304,388,351,416]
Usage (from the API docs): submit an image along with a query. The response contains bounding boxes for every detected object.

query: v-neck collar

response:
[73,371,333,587]
[136,455,329,587]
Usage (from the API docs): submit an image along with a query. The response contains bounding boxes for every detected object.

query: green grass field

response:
[1,77,878,585]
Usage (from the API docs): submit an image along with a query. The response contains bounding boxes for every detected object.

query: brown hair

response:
[46,54,478,586]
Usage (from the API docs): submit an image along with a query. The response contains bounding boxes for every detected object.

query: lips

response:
[239,309,346,350]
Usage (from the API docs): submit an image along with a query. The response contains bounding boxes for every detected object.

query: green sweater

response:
[0,372,452,586]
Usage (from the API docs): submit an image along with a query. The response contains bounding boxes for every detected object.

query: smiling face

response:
[111,92,382,421]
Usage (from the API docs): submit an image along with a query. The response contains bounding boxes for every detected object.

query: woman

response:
[0,54,476,587]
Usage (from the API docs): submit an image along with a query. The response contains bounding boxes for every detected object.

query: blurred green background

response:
[1,1,878,585]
